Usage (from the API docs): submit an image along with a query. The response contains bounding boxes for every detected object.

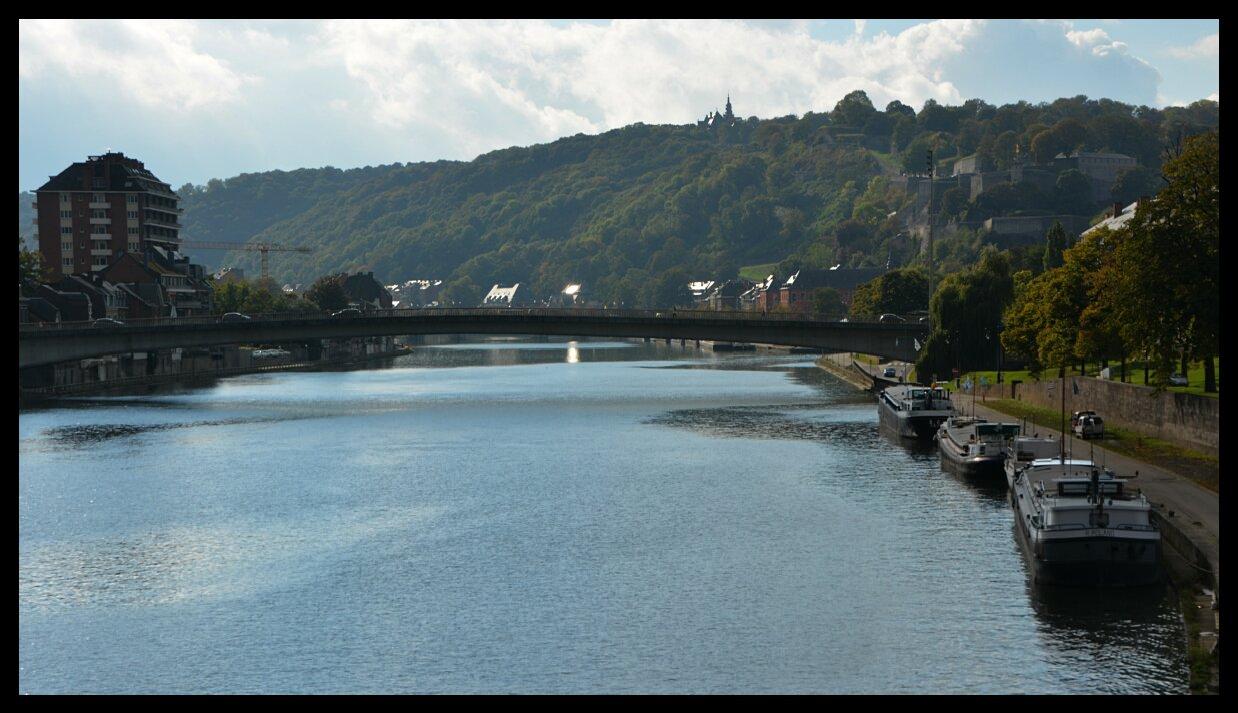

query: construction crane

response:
[180,240,314,280]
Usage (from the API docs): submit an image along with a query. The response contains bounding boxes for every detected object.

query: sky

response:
[18,19,1220,191]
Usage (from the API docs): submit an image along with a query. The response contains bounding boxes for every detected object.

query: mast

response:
[1060,367,1066,463]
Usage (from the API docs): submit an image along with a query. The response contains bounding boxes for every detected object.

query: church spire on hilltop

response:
[724,94,734,121]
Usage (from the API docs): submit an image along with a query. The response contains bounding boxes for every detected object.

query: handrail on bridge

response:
[19,307,928,332]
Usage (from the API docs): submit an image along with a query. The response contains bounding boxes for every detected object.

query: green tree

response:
[306,273,350,312]
[19,234,44,283]
[811,287,846,318]
[1053,169,1095,215]
[1101,131,1218,390]
[1042,221,1068,272]
[832,90,877,129]
[849,268,932,319]
[1110,165,1162,206]
[917,247,1013,379]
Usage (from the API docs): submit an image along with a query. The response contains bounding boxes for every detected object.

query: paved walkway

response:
[851,358,1219,583]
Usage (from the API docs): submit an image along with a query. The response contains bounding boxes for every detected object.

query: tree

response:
[306,273,350,312]
[917,248,1013,378]
[849,268,932,319]
[1053,169,1095,215]
[1102,131,1218,390]
[885,100,916,119]
[891,116,917,152]
[643,267,692,308]
[19,234,44,283]
[940,187,967,218]
[1042,222,1068,272]
[811,287,846,318]
[832,90,877,129]
[1110,166,1162,206]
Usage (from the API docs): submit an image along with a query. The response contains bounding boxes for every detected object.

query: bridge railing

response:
[19,306,921,333]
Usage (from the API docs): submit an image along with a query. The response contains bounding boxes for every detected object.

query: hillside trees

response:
[849,268,932,319]
[1000,131,1218,391]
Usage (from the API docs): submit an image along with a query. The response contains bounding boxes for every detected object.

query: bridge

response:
[17,308,930,369]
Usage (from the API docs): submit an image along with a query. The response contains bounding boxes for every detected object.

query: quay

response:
[830,356,1220,691]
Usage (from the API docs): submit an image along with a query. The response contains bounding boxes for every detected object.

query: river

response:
[18,336,1188,693]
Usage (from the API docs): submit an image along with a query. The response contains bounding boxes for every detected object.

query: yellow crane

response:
[180,240,314,280]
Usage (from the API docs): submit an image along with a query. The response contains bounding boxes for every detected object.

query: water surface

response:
[19,337,1188,693]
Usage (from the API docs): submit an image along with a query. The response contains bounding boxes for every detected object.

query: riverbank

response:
[19,345,412,403]
[815,353,873,391]
[814,357,1219,693]
[966,399,1220,694]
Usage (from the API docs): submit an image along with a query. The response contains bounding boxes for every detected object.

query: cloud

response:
[19,18,1208,187]
[1166,33,1218,60]
[19,19,254,111]
[316,18,986,158]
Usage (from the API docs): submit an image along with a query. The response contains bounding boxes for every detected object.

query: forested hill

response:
[183,117,884,305]
[20,94,1218,305]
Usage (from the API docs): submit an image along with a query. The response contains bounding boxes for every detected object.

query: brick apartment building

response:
[33,152,183,280]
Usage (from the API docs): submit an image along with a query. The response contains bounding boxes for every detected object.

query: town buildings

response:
[482,283,532,307]
[34,152,183,281]
[779,267,886,312]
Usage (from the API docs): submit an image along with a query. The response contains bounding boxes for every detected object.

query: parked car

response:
[1074,415,1104,440]
[220,312,251,322]
[1071,410,1097,429]
[331,308,362,318]
[1169,373,1189,386]
[878,313,906,323]
[883,367,897,378]
[91,318,125,328]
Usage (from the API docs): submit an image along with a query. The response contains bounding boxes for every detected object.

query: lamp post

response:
[994,320,1005,383]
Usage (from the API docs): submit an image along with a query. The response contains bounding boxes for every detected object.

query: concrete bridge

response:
[18,308,929,369]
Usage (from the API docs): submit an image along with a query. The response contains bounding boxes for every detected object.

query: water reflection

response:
[646,404,878,448]
[1026,578,1187,693]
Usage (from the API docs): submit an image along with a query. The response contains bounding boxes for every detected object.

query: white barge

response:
[1008,457,1161,587]
[937,416,1020,477]
[878,384,955,441]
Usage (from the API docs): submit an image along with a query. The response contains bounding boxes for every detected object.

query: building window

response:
[62,241,72,252]
[127,195,137,204]
[127,227,138,235]
[128,241,139,252]
[60,210,72,219]
[91,210,107,219]
[62,258,73,268]
[60,193,71,204]
[92,193,104,202]
[60,227,72,235]
[127,211,138,219]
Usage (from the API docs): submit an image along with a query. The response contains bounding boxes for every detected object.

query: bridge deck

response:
[19,308,929,369]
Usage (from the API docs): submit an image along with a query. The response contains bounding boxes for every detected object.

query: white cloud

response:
[316,18,984,158]
[19,19,254,111]
[1166,33,1218,60]
[19,18,1211,187]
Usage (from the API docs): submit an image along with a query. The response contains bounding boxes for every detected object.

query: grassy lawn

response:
[961,360,1219,399]
[738,263,779,281]
[982,397,1218,492]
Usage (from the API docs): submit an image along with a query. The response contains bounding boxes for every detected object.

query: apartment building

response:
[34,152,183,279]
